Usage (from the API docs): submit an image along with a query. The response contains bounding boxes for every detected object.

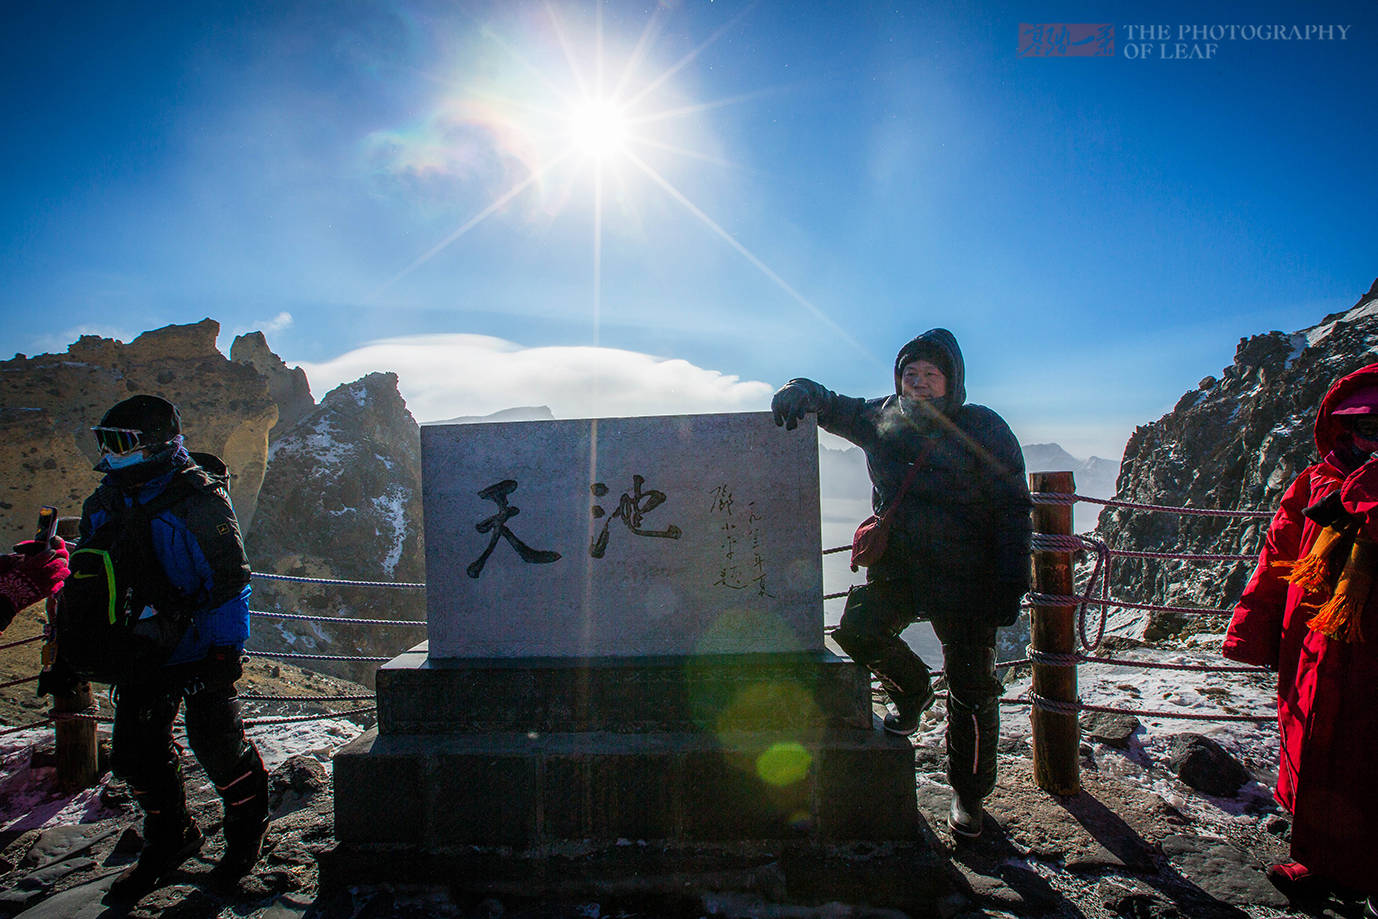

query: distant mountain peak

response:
[427,405,556,425]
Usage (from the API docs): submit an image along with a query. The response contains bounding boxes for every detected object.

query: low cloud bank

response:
[296,334,774,422]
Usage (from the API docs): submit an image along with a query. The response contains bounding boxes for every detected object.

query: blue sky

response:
[2,0,1374,460]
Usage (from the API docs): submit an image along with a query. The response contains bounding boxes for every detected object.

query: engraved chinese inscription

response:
[466,480,563,578]
[589,474,683,558]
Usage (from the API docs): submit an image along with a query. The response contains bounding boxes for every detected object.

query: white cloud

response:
[294,334,774,423]
[233,312,294,338]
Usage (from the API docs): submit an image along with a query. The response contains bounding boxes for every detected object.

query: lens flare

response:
[755,741,812,787]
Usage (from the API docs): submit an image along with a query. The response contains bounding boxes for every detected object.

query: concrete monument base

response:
[316,838,951,914]
[329,643,938,906]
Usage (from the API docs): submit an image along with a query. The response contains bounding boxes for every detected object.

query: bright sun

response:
[567,98,630,158]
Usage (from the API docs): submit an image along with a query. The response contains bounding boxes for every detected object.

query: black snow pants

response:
[833,578,1004,799]
[111,647,267,840]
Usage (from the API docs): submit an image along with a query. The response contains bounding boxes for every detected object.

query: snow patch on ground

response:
[999,640,1279,829]
[0,717,365,834]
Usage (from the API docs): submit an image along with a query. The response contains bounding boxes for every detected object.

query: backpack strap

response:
[108,472,206,618]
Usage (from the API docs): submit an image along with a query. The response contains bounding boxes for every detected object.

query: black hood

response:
[893,328,966,418]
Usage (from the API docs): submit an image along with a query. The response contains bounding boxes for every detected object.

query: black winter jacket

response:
[818,330,1032,614]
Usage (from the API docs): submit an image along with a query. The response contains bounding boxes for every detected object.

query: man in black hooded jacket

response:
[772,329,1032,838]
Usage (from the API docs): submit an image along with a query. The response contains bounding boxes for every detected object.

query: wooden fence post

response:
[53,677,98,791]
[49,515,99,790]
[1029,471,1080,796]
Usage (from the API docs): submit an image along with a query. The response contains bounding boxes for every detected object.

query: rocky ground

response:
[1,639,1374,919]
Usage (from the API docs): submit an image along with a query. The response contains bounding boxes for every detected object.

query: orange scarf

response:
[1274,522,1373,643]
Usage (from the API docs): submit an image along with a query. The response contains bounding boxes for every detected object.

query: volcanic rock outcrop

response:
[245,372,425,685]
[0,319,277,540]
[1096,278,1378,639]
[231,330,315,441]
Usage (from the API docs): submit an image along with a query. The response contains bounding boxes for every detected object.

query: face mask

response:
[99,450,150,470]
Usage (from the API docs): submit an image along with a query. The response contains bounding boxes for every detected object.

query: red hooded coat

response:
[1224,363,1378,892]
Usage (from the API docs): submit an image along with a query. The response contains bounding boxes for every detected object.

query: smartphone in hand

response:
[35,505,59,547]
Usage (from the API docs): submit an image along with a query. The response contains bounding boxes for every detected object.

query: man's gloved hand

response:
[771,378,829,430]
[1302,491,1354,529]
[0,543,70,617]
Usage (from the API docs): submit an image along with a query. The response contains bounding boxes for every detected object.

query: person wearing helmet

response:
[1225,364,1378,918]
[772,329,1032,839]
[63,395,268,900]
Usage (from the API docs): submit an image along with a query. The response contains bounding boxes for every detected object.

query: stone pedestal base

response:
[330,645,933,906]
[317,839,950,914]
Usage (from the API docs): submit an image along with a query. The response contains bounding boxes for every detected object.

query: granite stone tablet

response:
[421,412,822,658]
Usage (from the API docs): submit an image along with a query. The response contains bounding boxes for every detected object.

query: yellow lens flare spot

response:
[568,99,630,157]
[755,742,812,788]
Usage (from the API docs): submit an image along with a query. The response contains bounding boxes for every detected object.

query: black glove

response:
[1302,491,1354,529]
[771,378,830,430]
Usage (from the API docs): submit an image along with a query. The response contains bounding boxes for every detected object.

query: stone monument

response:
[329,412,939,907]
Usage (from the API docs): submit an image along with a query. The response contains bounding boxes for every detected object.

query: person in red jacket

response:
[1224,362,1378,917]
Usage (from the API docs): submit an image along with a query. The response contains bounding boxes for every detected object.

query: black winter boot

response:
[105,811,203,902]
[883,687,937,736]
[948,788,984,839]
[211,750,270,882]
[868,642,933,737]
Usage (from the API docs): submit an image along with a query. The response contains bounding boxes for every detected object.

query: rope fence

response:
[1,483,1280,788]
[840,484,1278,740]
[1030,491,1274,519]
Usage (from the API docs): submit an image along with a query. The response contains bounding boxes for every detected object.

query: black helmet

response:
[93,395,182,455]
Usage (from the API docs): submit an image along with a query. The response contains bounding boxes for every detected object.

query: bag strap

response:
[879,440,935,523]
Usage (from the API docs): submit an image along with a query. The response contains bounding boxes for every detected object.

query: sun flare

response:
[370,5,866,358]
[568,98,630,158]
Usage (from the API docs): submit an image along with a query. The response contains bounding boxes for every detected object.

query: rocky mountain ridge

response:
[821,440,1118,533]
[0,320,278,534]
[0,321,427,685]
[1095,277,1378,639]
[245,372,426,684]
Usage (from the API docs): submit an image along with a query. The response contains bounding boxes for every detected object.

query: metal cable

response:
[252,572,425,589]
[250,609,426,627]
[1110,548,1256,563]
[0,719,52,737]
[244,650,393,662]
[245,706,377,727]
[1030,492,1272,518]
[1076,654,1270,674]
[0,634,44,652]
[1027,592,1233,616]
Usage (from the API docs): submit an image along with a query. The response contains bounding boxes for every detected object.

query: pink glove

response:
[0,543,71,613]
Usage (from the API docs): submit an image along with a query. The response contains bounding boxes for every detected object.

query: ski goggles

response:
[1349,416,1378,439]
[91,426,146,456]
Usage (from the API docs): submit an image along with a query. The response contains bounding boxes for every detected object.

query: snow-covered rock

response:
[1096,278,1378,640]
[245,372,425,685]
